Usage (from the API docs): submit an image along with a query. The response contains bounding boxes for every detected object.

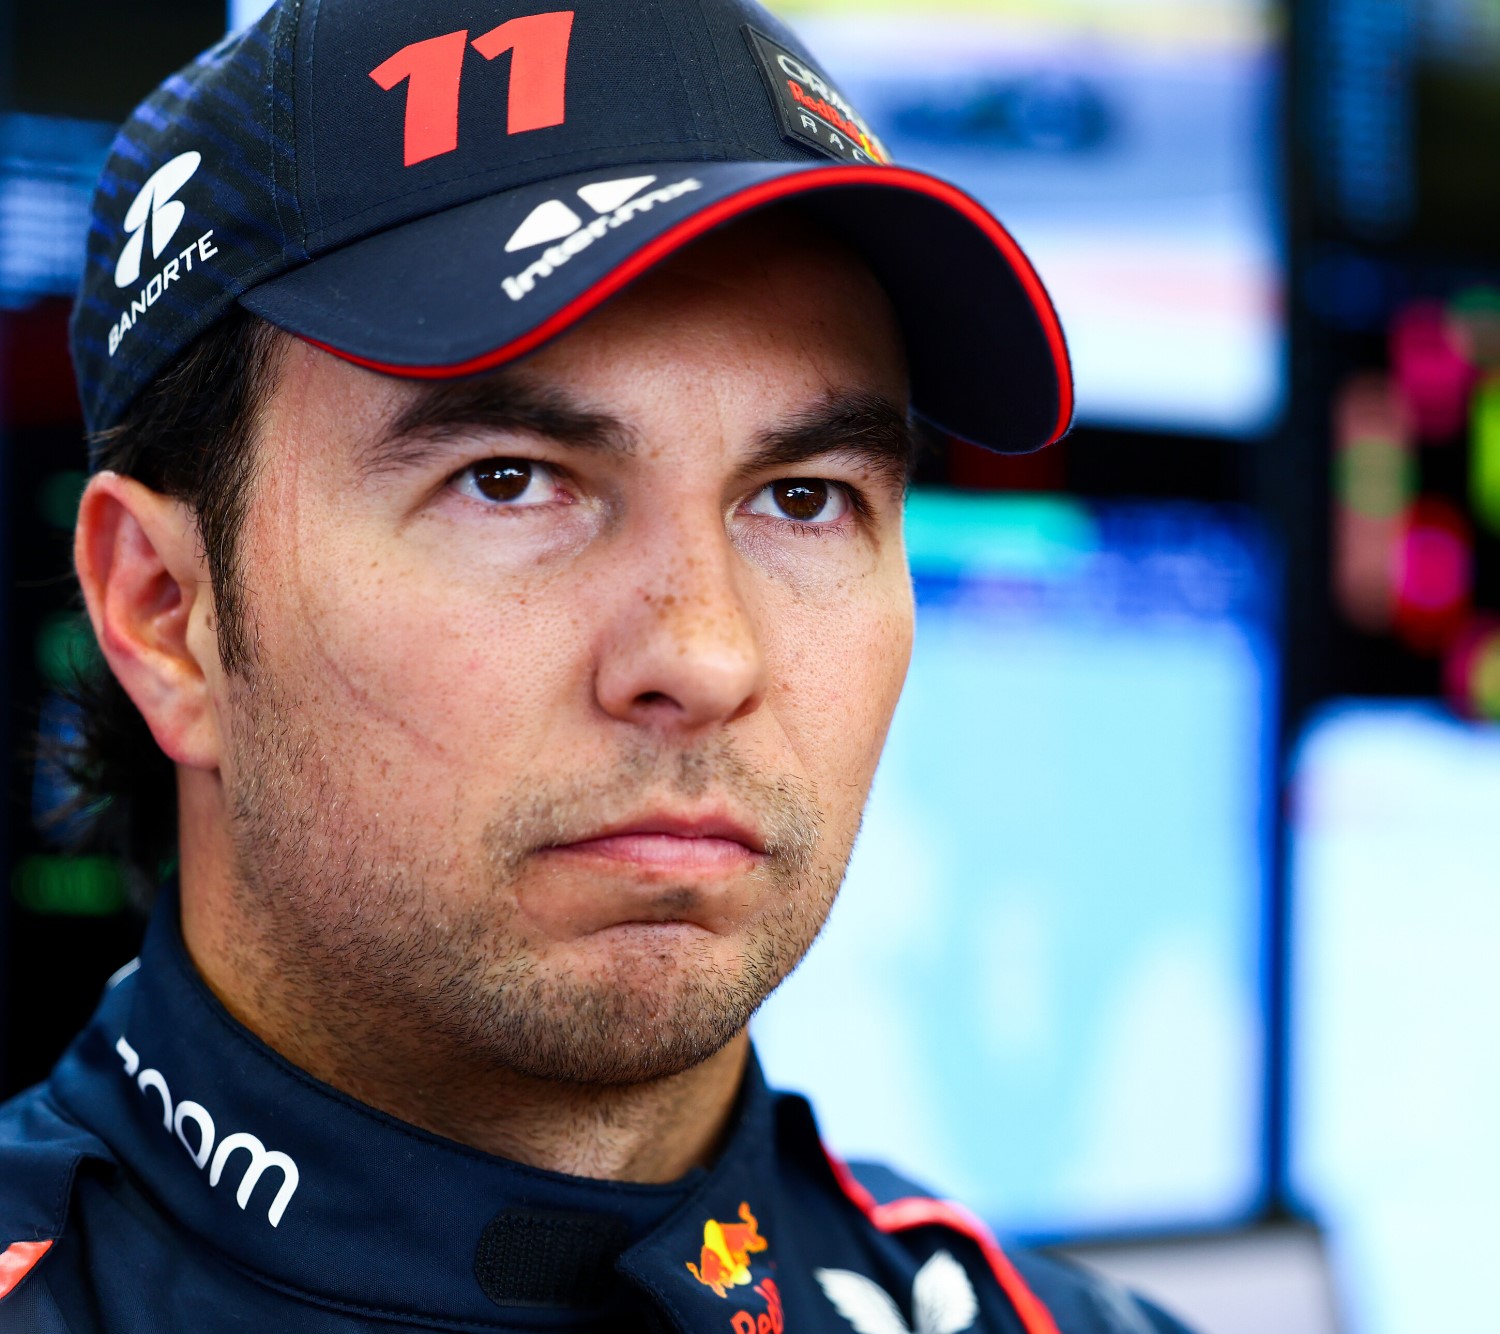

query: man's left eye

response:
[745,479,851,525]
[452,458,563,507]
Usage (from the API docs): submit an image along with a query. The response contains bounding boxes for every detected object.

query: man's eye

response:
[453,458,562,506]
[746,479,851,525]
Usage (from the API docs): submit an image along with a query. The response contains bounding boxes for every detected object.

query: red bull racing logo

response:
[686,1201,768,1297]
[686,1202,784,1333]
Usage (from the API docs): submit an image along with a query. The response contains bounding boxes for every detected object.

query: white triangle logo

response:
[504,176,662,253]
[576,174,657,214]
[504,199,584,253]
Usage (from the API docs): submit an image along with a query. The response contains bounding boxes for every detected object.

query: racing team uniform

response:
[0,889,1190,1333]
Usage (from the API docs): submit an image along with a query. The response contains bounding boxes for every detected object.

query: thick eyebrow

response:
[742,390,919,490]
[364,375,915,487]
[363,372,637,477]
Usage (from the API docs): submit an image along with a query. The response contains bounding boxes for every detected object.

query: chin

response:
[443,939,786,1086]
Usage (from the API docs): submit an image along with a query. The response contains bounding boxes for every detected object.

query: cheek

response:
[766,571,913,805]
[248,536,590,788]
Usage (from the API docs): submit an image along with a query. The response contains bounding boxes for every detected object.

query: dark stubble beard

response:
[222,667,850,1089]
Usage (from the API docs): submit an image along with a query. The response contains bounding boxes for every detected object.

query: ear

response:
[74,471,224,771]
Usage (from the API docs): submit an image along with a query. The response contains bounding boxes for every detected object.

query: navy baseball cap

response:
[71,0,1073,453]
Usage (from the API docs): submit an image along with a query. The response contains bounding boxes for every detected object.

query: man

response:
[0,0,1191,1330]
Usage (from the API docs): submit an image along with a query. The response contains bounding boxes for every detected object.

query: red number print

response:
[368,29,471,167]
[371,12,575,167]
[472,11,576,135]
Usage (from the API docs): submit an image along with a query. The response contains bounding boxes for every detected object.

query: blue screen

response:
[0,114,112,307]
[754,491,1275,1239]
[1288,703,1500,1334]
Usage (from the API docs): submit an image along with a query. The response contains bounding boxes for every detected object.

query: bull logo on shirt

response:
[686,1201,769,1297]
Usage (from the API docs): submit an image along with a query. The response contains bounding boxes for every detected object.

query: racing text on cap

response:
[744,27,889,168]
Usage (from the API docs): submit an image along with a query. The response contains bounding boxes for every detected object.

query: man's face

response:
[211,214,914,1086]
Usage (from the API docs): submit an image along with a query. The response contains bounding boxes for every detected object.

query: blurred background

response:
[2,1,1497,1331]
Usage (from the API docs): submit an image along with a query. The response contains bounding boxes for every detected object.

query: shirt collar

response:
[50,888,799,1329]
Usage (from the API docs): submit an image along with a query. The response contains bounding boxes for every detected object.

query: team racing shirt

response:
[0,890,1191,1333]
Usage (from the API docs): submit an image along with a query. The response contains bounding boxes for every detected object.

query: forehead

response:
[259,208,909,461]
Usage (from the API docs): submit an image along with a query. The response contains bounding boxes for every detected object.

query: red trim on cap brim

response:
[302,164,1073,449]
[822,1146,1064,1334]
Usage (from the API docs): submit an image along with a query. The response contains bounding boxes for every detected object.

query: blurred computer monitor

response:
[1288,702,1500,1334]
[1311,0,1500,258]
[765,0,1285,436]
[755,490,1276,1239]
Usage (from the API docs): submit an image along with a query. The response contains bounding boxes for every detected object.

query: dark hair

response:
[50,309,283,893]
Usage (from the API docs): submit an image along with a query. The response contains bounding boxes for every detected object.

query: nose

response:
[594,528,767,732]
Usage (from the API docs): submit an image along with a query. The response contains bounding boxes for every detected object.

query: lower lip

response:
[546,833,761,872]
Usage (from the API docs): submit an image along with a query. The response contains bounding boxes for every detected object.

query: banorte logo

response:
[114,151,202,289]
[108,149,219,358]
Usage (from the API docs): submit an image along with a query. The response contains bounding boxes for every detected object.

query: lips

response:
[544,810,767,872]
[570,812,765,853]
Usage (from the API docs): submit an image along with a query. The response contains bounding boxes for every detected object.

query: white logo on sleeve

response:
[501,174,702,300]
[815,1251,979,1334]
[115,151,203,289]
[116,1034,300,1229]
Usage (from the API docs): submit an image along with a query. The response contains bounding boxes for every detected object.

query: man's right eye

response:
[452,459,564,507]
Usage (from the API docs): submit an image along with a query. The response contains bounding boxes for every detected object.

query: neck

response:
[238,996,749,1183]
[344,1043,748,1183]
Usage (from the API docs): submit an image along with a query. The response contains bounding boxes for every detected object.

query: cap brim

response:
[241,160,1072,454]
